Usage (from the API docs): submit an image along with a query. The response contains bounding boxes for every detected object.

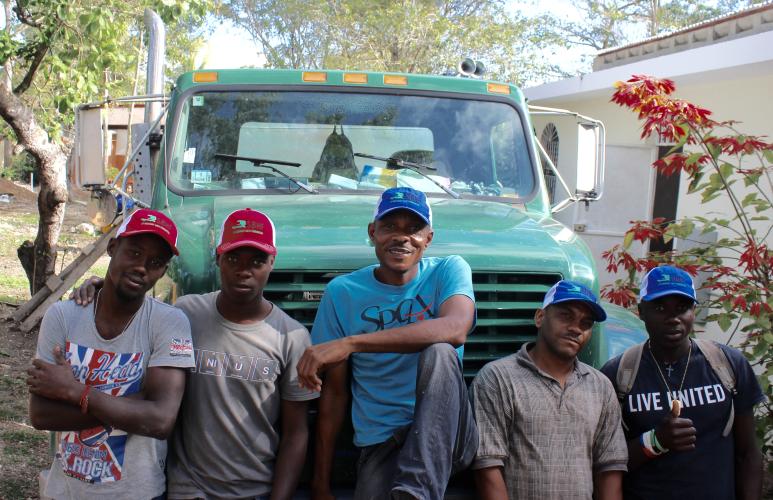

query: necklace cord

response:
[648,339,692,398]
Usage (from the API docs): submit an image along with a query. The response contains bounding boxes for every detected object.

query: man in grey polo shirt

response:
[470,280,627,500]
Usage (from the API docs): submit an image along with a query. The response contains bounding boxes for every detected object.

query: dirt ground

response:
[0,178,107,499]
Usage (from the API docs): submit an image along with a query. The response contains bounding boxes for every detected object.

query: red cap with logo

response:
[217,208,277,256]
[115,208,179,255]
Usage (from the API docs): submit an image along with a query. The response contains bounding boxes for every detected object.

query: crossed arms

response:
[28,345,186,440]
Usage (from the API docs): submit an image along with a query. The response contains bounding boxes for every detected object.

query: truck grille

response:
[264,271,562,382]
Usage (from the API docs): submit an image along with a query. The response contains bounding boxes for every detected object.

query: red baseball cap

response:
[217,208,277,256]
[115,208,179,255]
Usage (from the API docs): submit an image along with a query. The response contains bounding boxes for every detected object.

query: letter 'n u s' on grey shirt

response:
[35,297,194,500]
[167,292,318,500]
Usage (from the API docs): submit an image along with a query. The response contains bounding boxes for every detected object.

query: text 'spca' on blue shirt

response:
[311,255,475,447]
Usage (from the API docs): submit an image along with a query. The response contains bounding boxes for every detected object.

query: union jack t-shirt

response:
[57,342,144,483]
[35,297,194,499]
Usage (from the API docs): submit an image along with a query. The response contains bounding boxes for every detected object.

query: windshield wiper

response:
[214,153,317,194]
[354,152,460,199]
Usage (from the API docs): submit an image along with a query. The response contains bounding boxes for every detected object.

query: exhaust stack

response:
[144,8,165,126]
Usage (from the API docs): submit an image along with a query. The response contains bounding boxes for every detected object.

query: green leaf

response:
[623,231,634,250]
[718,163,734,179]
[687,170,705,194]
[743,171,762,187]
[717,314,732,332]
[741,192,758,207]
[707,142,722,160]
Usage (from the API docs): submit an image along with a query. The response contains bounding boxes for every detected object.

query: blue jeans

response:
[353,344,479,500]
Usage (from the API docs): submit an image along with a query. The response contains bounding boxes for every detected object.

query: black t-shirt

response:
[601,340,765,500]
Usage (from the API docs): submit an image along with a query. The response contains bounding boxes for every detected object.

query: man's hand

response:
[655,413,696,451]
[297,339,352,392]
[69,276,104,305]
[27,346,80,404]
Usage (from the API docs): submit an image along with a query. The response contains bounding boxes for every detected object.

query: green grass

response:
[0,477,28,500]
[0,428,49,500]
[0,406,20,421]
[0,275,29,289]
[0,294,22,305]
[0,429,46,458]
[0,235,31,257]
[11,213,39,225]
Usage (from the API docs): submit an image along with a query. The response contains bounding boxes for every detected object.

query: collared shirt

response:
[470,343,628,500]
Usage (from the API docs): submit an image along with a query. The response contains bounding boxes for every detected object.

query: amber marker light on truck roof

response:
[487,83,510,95]
[302,72,328,82]
[343,73,368,84]
[192,72,218,83]
[383,75,408,86]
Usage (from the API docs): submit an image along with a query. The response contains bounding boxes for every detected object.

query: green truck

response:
[73,58,648,492]
[147,66,646,369]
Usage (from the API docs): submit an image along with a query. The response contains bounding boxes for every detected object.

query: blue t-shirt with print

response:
[601,340,765,500]
[312,255,475,447]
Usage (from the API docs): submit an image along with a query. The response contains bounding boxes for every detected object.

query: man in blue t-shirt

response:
[298,187,478,500]
[600,266,765,500]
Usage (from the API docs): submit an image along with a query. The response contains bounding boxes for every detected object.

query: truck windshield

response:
[169,90,535,199]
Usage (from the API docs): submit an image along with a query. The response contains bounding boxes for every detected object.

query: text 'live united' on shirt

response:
[35,298,194,500]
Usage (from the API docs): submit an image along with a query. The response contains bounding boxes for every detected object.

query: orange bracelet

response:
[79,385,92,414]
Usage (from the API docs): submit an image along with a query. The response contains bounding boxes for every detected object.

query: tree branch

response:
[13,39,49,95]
[12,4,42,28]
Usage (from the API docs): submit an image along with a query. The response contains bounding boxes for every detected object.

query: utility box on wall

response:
[73,107,107,188]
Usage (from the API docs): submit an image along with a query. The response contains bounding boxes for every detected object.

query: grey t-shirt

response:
[167,292,318,499]
[36,297,194,500]
[470,343,628,500]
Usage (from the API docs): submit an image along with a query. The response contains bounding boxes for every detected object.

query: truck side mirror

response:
[576,122,604,201]
[529,106,606,211]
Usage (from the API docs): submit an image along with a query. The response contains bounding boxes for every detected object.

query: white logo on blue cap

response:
[542,280,607,322]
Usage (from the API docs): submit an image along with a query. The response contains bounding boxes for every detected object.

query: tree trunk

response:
[0,79,69,295]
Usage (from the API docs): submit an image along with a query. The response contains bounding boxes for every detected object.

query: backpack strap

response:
[693,338,737,437]
[615,343,646,431]
[616,342,645,399]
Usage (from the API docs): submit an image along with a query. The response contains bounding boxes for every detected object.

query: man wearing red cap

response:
[70,208,316,499]
[165,207,317,499]
[27,208,194,500]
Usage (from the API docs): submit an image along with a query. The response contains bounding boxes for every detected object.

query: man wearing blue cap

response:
[600,265,764,500]
[471,280,628,500]
[298,187,478,500]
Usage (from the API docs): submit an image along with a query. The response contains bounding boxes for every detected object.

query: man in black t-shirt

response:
[601,266,765,500]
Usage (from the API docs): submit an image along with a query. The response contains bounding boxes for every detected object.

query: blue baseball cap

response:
[542,280,607,322]
[639,265,697,303]
[373,187,432,226]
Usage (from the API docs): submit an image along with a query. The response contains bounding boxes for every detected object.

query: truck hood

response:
[167,193,596,291]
